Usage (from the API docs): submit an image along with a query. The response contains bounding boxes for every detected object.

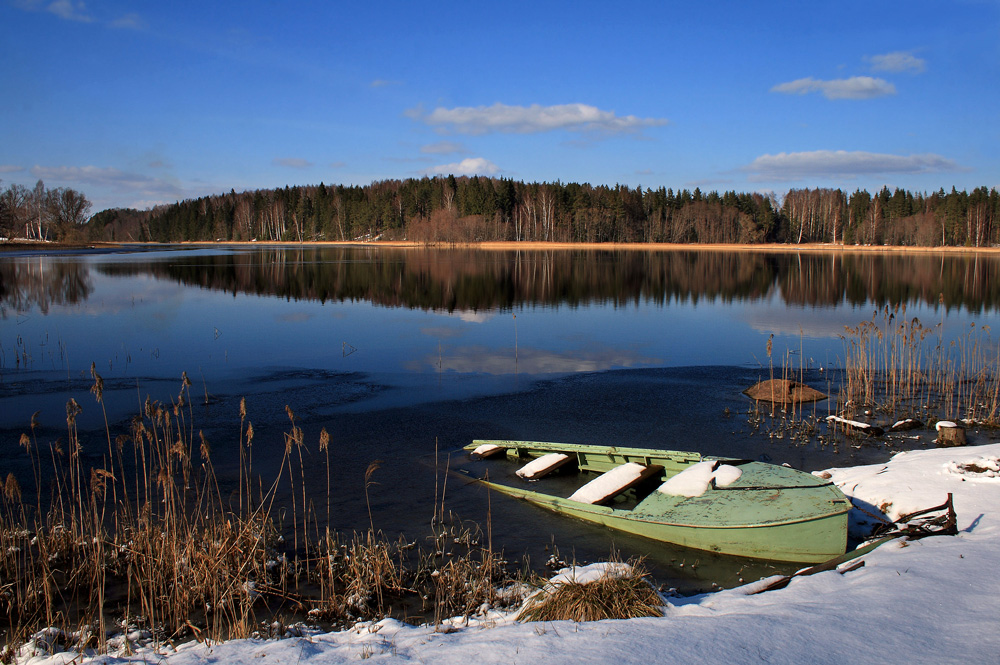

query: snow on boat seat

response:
[658,460,742,498]
[470,443,504,459]
[516,453,571,479]
[568,462,664,505]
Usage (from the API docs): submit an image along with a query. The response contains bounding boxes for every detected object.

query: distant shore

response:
[4,238,1000,254]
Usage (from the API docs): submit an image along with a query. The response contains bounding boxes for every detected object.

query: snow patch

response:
[471,443,503,458]
[657,460,742,498]
[547,562,634,586]
[516,453,570,479]
[945,455,1000,480]
[568,462,647,504]
[827,415,873,430]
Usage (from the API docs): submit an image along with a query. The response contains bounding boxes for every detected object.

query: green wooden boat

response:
[463,440,851,563]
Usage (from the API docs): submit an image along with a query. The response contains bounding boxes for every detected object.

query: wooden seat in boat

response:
[568,462,664,505]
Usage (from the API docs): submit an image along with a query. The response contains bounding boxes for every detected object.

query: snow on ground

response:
[20,444,1000,665]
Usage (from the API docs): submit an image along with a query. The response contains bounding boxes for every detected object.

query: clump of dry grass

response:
[517,560,662,623]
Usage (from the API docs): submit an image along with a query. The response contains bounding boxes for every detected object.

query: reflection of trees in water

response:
[777,252,1000,313]
[90,248,1000,313]
[2,249,996,315]
[0,259,93,316]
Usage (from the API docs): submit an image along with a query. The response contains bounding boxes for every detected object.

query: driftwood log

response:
[826,415,885,437]
[749,494,957,595]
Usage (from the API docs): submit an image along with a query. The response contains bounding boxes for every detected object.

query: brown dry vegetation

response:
[836,306,1000,424]
[0,372,521,657]
[517,560,662,623]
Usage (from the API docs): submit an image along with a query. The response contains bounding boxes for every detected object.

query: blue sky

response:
[1,0,998,212]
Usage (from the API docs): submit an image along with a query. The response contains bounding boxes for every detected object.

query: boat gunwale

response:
[477,478,850,530]
[468,439,707,462]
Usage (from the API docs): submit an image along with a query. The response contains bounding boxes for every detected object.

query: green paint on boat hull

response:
[466,440,851,564]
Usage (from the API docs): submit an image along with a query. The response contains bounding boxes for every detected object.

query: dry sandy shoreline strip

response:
[4,239,1000,254]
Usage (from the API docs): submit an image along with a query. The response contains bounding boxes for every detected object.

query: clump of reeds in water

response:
[838,305,1000,425]
[0,371,524,660]
[745,332,825,445]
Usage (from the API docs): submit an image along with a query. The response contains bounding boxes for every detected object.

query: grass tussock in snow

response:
[517,561,662,623]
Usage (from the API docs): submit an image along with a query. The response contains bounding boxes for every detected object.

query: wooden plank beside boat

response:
[463,439,851,564]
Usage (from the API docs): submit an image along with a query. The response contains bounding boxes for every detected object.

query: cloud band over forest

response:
[408,103,668,135]
[744,150,962,181]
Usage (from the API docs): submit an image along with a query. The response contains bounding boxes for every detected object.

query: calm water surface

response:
[3,246,999,590]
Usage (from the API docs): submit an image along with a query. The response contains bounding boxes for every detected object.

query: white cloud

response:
[743,150,962,181]
[383,156,433,164]
[423,157,500,177]
[410,102,668,135]
[32,165,176,190]
[0,165,25,173]
[420,141,467,155]
[273,157,314,169]
[126,200,165,210]
[370,79,402,88]
[867,51,926,74]
[29,165,186,208]
[110,12,145,30]
[16,0,142,29]
[46,0,92,22]
[770,76,896,100]
[329,161,347,169]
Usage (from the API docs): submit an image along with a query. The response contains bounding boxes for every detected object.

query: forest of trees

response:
[0,179,92,242]
[5,176,1000,248]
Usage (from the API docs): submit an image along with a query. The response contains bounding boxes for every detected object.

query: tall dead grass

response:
[838,305,1000,424]
[0,372,521,658]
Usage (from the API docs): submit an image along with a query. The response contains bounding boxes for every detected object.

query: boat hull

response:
[466,440,850,563]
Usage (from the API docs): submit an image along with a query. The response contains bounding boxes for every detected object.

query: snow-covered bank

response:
[20,444,1000,665]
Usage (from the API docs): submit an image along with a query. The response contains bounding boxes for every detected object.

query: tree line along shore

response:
[3,176,998,248]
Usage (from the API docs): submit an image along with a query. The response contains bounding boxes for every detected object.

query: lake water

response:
[3,245,999,590]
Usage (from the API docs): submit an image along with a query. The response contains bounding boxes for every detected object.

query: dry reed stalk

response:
[364,461,381,535]
[319,428,331,535]
[1,375,534,656]
[834,309,1000,426]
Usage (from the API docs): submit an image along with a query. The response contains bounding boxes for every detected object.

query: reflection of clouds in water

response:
[406,345,661,375]
[276,312,314,323]
[70,274,183,317]
[71,274,187,329]
[453,310,494,324]
[420,309,495,339]
[741,306,867,339]
[421,326,465,339]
